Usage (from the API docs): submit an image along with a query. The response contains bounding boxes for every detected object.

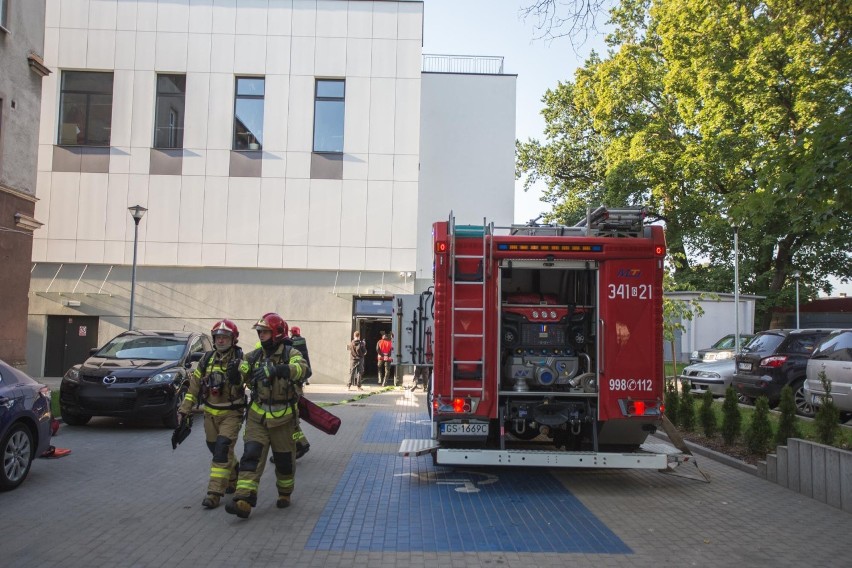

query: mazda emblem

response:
[103,376,117,385]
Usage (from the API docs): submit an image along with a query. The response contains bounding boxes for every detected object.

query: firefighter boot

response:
[295,441,310,459]
[225,496,254,519]
[202,492,222,509]
[276,493,292,509]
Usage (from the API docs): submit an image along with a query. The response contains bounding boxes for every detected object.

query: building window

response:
[313,79,345,153]
[0,0,9,32]
[57,71,114,146]
[233,77,264,151]
[154,74,186,149]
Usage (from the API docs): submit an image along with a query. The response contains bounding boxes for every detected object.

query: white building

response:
[25,0,516,382]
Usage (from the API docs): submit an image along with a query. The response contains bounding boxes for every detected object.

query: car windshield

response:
[712,335,736,349]
[95,336,186,360]
[741,333,784,353]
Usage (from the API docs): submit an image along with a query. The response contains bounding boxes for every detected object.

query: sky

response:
[420,1,850,298]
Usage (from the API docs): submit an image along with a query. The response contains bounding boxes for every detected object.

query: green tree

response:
[775,385,800,446]
[745,396,773,455]
[721,386,742,446]
[699,389,717,437]
[664,378,679,427]
[814,370,841,446]
[678,380,695,431]
[517,0,852,325]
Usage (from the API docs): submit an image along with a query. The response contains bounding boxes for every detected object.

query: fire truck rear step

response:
[399,439,695,471]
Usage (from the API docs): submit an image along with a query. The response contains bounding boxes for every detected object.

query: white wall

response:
[34,0,423,273]
[417,72,516,281]
[668,291,761,361]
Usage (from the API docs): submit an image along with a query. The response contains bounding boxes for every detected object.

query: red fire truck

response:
[397,207,687,469]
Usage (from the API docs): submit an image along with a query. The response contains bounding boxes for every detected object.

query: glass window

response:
[154,74,186,149]
[313,79,345,153]
[57,71,114,146]
[233,76,265,151]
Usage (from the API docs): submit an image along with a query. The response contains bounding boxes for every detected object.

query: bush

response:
[721,386,741,446]
[665,379,680,427]
[745,396,773,454]
[699,390,717,437]
[814,370,841,446]
[678,380,695,431]
[775,385,800,446]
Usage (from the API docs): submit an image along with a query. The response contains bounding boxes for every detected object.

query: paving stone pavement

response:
[2,384,850,567]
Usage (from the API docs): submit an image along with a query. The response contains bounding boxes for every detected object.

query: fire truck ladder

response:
[448,214,490,400]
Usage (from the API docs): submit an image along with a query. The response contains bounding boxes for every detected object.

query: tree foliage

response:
[518,0,852,327]
[745,396,773,454]
[699,389,717,437]
[775,384,800,445]
[721,386,742,445]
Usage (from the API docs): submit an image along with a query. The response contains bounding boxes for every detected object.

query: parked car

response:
[733,329,833,417]
[0,359,53,491]
[803,329,852,423]
[690,333,755,364]
[679,359,753,404]
[60,330,211,428]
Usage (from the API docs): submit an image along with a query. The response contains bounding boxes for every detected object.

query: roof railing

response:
[422,54,505,75]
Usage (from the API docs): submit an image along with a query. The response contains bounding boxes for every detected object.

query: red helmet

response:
[253,312,288,343]
[211,319,239,343]
[290,326,301,337]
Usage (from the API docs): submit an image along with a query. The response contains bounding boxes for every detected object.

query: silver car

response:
[803,329,852,422]
[678,359,751,403]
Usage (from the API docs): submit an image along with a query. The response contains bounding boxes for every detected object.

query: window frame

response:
[57,71,114,147]
[0,0,9,33]
[153,73,186,150]
[232,76,265,151]
[312,78,345,154]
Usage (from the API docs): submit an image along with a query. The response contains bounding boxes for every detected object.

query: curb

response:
[652,431,759,477]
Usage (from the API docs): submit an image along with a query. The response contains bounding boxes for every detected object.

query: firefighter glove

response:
[274,364,291,380]
[252,361,276,382]
[226,359,242,385]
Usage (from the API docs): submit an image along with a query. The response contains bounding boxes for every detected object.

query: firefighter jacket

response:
[376,338,393,362]
[180,347,246,416]
[240,343,308,427]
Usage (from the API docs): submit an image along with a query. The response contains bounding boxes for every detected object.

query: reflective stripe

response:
[210,467,230,479]
[204,405,243,416]
[236,480,258,492]
[276,479,294,489]
[185,393,197,403]
[250,401,294,419]
[293,430,305,441]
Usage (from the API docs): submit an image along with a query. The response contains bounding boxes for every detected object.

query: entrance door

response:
[44,316,100,377]
[355,317,393,382]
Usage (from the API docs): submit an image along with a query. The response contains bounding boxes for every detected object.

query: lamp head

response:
[792,270,801,280]
[128,204,148,221]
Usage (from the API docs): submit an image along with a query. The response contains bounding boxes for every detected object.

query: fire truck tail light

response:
[435,241,448,253]
[435,396,479,414]
[618,399,662,417]
[655,246,665,256]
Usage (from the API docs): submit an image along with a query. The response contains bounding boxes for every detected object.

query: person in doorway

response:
[347,331,366,390]
[376,332,393,386]
[178,319,246,510]
[225,313,309,519]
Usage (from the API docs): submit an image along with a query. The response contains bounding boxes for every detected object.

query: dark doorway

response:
[355,317,392,384]
[44,315,100,377]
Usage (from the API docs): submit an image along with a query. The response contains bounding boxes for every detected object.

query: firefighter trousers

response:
[234,414,297,503]
[202,410,243,496]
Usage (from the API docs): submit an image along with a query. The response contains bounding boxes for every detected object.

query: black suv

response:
[60,330,211,428]
[732,329,832,417]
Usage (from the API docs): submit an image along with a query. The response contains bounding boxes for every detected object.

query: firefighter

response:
[178,319,245,510]
[347,331,366,390]
[226,313,309,519]
[376,332,393,386]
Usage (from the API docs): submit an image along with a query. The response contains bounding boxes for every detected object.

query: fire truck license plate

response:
[440,423,488,436]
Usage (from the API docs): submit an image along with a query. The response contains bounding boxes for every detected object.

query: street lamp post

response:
[128,205,147,330]
[792,270,801,329]
[732,222,741,354]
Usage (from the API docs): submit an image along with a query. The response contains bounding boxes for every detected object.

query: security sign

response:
[79,326,87,336]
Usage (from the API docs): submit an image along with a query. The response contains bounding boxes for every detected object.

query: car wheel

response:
[840,412,852,424]
[1,423,35,491]
[737,394,754,405]
[163,386,187,429]
[792,380,816,418]
[60,406,92,426]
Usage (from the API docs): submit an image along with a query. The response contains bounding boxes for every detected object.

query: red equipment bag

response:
[297,396,341,435]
